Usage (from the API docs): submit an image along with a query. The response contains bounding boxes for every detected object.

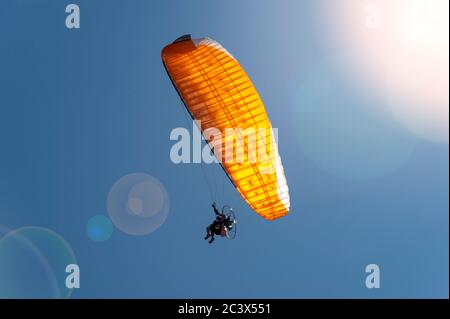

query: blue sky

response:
[0,0,448,298]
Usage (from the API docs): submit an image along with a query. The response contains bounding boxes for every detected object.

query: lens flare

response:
[322,0,449,143]
[107,173,170,236]
[0,226,76,298]
[291,60,415,180]
[86,215,113,242]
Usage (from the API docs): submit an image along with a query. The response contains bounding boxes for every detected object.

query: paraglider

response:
[204,202,236,244]
[162,34,290,229]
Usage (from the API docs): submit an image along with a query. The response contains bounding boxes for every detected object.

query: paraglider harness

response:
[206,202,237,243]
[211,204,233,236]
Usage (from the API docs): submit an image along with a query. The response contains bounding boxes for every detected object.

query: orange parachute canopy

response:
[162,35,290,220]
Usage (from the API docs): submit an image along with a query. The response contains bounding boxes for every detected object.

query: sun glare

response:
[324,0,449,142]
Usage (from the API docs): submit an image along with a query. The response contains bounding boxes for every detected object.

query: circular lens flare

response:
[291,60,415,180]
[86,215,113,242]
[0,226,76,298]
[107,173,170,236]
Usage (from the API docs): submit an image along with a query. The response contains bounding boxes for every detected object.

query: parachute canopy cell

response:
[162,35,290,220]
